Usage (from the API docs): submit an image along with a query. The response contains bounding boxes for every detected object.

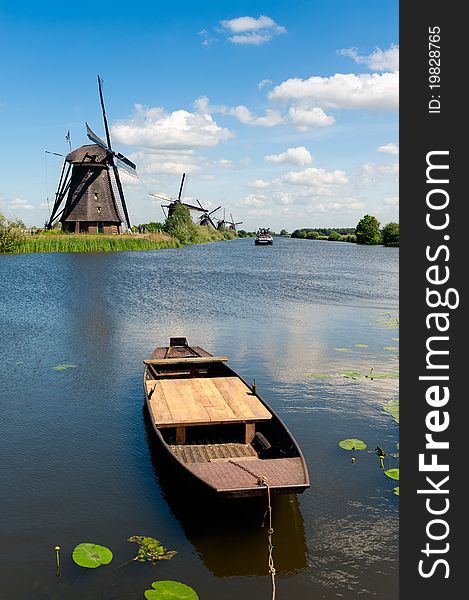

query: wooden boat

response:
[255,228,273,245]
[143,338,310,498]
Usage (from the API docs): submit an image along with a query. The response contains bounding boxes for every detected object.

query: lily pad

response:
[365,372,399,380]
[338,371,363,379]
[334,348,352,353]
[72,543,113,568]
[383,346,399,352]
[144,581,199,600]
[52,363,78,371]
[128,536,177,563]
[393,486,400,496]
[385,468,400,480]
[384,399,399,423]
[354,344,369,348]
[339,438,367,451]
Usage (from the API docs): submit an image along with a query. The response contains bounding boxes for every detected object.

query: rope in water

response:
[228,460,276,600]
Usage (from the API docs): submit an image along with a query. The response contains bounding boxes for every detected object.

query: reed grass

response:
[12,233,182,254]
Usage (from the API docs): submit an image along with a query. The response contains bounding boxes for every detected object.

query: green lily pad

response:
[354,344,369,348]
[144,581,199,600]
[52,363,78,371]
[384,399,399,423]
[334,348,352,352]
[339,438,367,451]
[393,486,400,496]
[383,346,399,352]
[385,468,400,480]
[128,536,177,563]
[72,543,113,568]
[365,372,399,380]
[338,371,363,379]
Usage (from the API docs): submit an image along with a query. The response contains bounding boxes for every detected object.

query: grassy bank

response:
[11,233,182,253]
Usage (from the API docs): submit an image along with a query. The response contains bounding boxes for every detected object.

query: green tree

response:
[279,229,289,236]
[382,222,399,247]
[0,211,26,253]
[163,203,197,244]
[328,231,341,241]
[355,214,382,245]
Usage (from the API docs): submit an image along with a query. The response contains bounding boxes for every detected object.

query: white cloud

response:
[287,106,335,130]
[248,179,274,189]
[112,104,234,149]
[258,79,273,90]
[313,197,366,213]
[378,143,399,155]
[338,44,399,72]
[384,196,399,206]
[281,167,348,189]
[9,198,34,210]
[265,146,314,166]
[220,15,286,45]
[269,72,398,110]
[231,105,284,127]
[361,162,399,180]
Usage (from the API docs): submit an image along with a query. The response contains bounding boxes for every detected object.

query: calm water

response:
[0,237,399,599]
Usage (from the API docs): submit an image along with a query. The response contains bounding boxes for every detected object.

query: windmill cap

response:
[66,144,109,165]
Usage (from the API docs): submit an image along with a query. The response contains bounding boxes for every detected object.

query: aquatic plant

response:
[52,363,78,371]
[128,536,177,563]
[384,468,400,480]
[334,348,353,352]
[354,344,369,348]
[339,438,367,463]
[72,543,113,568]
[393,487,400,496]
[383,399,399,423]
[144,580,198,599]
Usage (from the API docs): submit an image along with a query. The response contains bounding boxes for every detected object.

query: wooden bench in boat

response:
[145,376,272,444]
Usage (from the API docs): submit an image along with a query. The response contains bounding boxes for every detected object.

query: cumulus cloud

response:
[9,198,34,210]
[248,179,275,189]
[384,196,399,206]
[269,72,398,110]
[378,143,399,155]
[231,105,284,127]
[258,79,273,90]
[112,104,234,149]
[338,44,399,72]
[313,197,366,212]
[361,162,399,179]
[281,167,348,189]
[265,146,314,166]
[287,106,335,130]
[220,15,286,45]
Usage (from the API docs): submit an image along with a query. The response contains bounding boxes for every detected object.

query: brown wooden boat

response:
[143,338,310,498]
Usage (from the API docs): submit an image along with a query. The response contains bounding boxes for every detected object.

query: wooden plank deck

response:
[146,376,272,427]
[187,457,307,491]
[169,442,258,463]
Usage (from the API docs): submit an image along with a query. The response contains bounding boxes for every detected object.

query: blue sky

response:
[0,1,398,231]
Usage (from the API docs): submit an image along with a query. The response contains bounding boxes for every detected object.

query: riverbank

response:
[2,228,237,254]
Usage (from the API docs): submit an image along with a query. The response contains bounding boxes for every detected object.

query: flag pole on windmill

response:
[65,130,71,152]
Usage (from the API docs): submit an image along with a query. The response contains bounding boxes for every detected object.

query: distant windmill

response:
[217,210,243,231]
[149,173,221,228]
[46,75,137,233]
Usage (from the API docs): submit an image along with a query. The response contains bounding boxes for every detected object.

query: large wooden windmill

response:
[46,76,137,234]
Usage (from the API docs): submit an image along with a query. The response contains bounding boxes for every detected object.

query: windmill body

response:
[60,144,124,234]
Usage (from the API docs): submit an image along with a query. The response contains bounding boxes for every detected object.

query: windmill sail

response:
[108,167,129,231]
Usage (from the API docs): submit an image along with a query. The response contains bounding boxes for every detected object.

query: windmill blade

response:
[148,192,173,201]
[86,122,110,152]
[97,75,113,151]
[115,152,136,171]
[115,155,137,178]
[177,173,186,200]
[182,202,206,212]
[209,205,222,216]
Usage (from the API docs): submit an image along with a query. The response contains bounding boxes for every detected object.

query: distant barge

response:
[255,228,273,245]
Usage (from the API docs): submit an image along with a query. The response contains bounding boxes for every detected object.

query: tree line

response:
[291,215,399,247]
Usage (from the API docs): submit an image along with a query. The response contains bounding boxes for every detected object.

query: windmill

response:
[148,173,221,228]
[217,210,242,231]
[46,75,137,233]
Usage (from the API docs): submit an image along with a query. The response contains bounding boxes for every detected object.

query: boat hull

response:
[143,340,309,498]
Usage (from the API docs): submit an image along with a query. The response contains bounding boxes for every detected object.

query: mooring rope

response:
[228,460,276,600]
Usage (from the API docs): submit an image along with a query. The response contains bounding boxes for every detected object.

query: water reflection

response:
[143,409,308,577]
